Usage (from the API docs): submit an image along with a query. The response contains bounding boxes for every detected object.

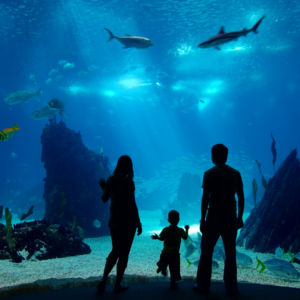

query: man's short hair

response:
[212,144,228,164]
[168,210,180,221]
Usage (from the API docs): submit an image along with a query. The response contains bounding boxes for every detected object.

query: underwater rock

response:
[160,173,201,225]
[0,220,91,261]
[237,149,300,253]
[41,122,111,237]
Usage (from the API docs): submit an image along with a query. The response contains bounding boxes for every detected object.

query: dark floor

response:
[1,281,300,300]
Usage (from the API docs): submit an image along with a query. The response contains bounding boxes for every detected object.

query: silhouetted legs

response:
[98,226,136,292]
[157,253,181,288]
[196,213,237,291]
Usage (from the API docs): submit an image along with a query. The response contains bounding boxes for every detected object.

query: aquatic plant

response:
[4,208,16,254]
[255,160,268,192]
[252,178,258,206]
[271,132,277,174]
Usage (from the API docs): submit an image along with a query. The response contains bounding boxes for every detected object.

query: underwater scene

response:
[1,0,300,292]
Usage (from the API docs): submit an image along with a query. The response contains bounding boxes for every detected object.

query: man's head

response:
[168,210,180,226]
[212,144,228,165]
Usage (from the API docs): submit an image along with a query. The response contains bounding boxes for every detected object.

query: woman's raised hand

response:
[99,178,106,190]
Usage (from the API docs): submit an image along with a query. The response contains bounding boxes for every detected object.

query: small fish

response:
[63,62,75,69]
[157,72,169,78]
[93,219,101,228]
[56,75,64,81]
[77,71,88,77]
[187,258,219,270]
[10,152,18,158]
[88,65,99,71]
[45,78,52,85]
[31,106,66,120]
[29,74,35,81]
[104,28,153,49]
[256,257,300,280]
[236,251,253,266]
[58,60,67,66]
[0,124,20,141]
[145,66,155,72]
[199,99,205,104]
[4,88,41,105]
[15,191,20,196]
[48,69,58,76]
[100,147,104,156]
[198,16,265,50]
[275,246,285,259]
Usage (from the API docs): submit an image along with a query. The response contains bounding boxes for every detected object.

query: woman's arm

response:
[100,178,111,203]
[129,181,142,228]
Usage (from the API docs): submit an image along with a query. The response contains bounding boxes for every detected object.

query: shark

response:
[104,28,153,49]
[198,16,265,50]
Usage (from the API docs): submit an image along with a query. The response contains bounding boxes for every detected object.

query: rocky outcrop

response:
[0,220,91,261]
[160,173,201,226]
[236,149,300,253]
[41,122,111,237]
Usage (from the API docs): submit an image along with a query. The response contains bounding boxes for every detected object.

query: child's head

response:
[168,210,180,226]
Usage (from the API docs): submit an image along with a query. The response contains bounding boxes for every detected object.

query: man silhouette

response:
[193,144,244,296]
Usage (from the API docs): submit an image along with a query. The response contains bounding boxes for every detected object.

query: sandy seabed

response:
[0,210,299,292]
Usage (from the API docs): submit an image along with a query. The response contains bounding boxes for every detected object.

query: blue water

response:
[1,0,300,251]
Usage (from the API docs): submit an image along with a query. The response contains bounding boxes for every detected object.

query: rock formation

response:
[236,149,300,253]
[41,122,111,237]
[160,173,201,226]
[0,220,91,262]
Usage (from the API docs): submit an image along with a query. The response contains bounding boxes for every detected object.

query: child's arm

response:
[151,234,164,241]
[182,225,190,240]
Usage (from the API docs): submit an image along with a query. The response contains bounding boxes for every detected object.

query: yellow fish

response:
[0,124,20,141]
[100,147,104,156]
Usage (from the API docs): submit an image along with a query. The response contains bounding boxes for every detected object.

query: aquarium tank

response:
[0,0,300,293]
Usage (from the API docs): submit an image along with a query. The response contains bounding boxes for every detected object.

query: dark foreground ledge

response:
[1,276,299,300]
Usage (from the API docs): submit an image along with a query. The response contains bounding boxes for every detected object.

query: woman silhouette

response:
[97,155,142,293]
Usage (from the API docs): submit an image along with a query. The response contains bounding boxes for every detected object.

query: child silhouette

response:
[152,210,189,289]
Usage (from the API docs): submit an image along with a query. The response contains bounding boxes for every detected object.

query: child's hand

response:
[184,225,190,230]
[151,234,159,240]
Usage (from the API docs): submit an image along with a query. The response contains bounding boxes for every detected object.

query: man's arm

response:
[237,188,244,220]
[237,173,245,229]
[201,188,210,221]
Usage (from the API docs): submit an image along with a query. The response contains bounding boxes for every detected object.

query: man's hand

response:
[237,218,244,230]
[151,234,159,240]
[200,220,208,234]
[99,178,106,190]
[184,225,190,230]
[137,226,142,236]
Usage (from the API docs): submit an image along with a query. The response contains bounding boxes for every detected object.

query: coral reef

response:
[160,173,201,226]
[0,220,91,261]
[41,122,111,237]
[236,149,300,253]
